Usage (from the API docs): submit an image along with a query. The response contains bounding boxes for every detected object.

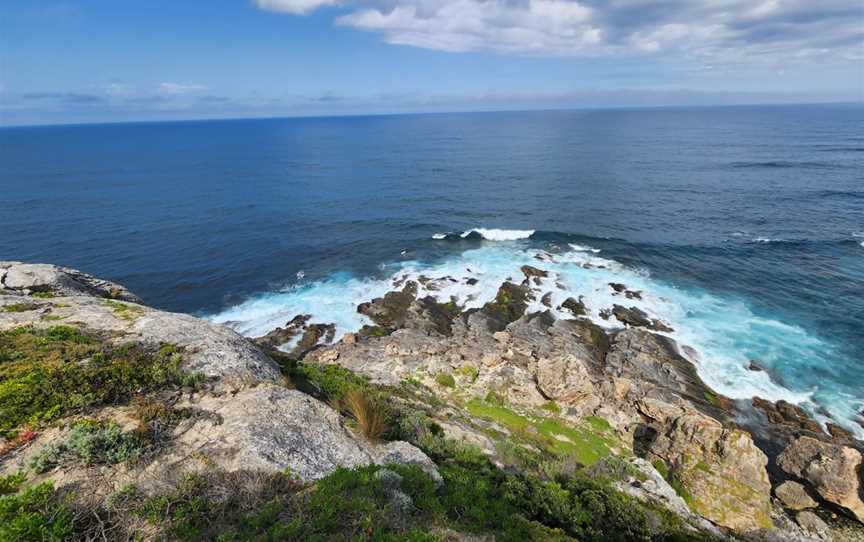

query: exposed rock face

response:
[777,436,864,522]
[560,296,587,317]
[253,314,310,350]
[0,263,438,492]
[775,481,818,510]
[645,412,773,531]
[1,261,142,302]
[611,305,673,332]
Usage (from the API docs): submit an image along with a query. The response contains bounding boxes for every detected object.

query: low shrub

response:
[0,481,73,542]
[434,372,455,388]
[29,420,143,473]
[0,326,198,437]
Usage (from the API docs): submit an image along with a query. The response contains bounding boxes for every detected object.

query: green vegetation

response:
[31,292,56,299]
[465,398,621,467]
[434,372,455,388]
[541,401,561,414]
[29,420,144,473]
[103,299,144,321]
[0,326,200,437]
[455,364,479,382]
[0,480,73,542]
[288,361,370,401]
[340,388,391,441]
[1,303,39,313]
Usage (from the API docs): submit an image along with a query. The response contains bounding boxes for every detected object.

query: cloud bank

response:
[256,0,864,65]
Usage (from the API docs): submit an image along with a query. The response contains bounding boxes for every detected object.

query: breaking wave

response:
[432,228,535,241]
[207,240,862,439]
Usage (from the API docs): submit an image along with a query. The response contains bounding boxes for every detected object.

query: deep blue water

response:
[1,105,862,435]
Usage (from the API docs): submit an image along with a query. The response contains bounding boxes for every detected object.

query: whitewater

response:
[209,229,863,439]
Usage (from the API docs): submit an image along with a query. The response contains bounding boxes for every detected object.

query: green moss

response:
[541,401,561,414]
[435,372,456,388]
[455,364,479,382]
[484,390,506,406]
[466,400,618,467]
[1,303,39,313]
[702,390,720,407]
[31,292,55,299]
[652,459,670,480]
[29,420,144,473]
[0,326,197,437]
[103,299,144,322]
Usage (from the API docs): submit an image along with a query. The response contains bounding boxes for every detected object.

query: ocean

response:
[1,104,862,437]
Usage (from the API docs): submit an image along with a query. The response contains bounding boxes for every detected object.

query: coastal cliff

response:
[1,261,862,541]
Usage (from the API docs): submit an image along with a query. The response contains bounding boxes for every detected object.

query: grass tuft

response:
[341,389,390,441]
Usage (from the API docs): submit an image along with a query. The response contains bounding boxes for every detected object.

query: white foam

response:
[568,243,601,253]
[431,233,447,240]
[753,237,780,243]
[206,243,862,439]
[463,228,535,241]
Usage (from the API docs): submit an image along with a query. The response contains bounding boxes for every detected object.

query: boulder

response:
[1,261,141,302]
[775,481,818,510]
[795,511,830,540]
[135,385,438,487]
[777,436,864,522]
[646,411,773,531]
[611,305,673,332]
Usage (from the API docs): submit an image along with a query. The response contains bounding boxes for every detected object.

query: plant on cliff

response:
[0,325,199,437]
[0,480,73,542]
[341,388,390,441]
[29,420,144,473]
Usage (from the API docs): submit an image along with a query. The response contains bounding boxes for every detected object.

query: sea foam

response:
[208,241,861,439]
[432,228,535,241]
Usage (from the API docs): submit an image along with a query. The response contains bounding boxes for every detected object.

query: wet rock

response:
[520,265,548,285]
[254,314,311,350]
[775,481,818,510]
[465,277,478,286]
[748,360,766,371]
[360,281,418,330]
[752,398,830,440]
[560,296,587,317]
[826,423,855,443]
[625,290,643,300]
[478,282,532,331]
[609,282,627,293]
[612,305,673,332]
[777,436,864,522]
[540,292,552,307]
[599,308,612,320]
[289,323,336,358]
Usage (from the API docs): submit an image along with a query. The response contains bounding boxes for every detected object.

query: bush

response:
[0,326,198,437]
[434,372,455,388]
[29,420,143,473]
[288,362,369,401]
[0,482,73,542]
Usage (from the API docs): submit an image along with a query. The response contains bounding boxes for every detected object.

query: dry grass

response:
[341,389,390,441]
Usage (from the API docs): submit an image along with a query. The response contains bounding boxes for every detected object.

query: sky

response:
[1,0,862,125]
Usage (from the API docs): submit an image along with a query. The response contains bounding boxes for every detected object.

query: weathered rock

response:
[748,360,766,372]
[476,282,531,331]
[611,305,673,332]
[0,264,283,385]
[254,314,310,350]
[1,261,141,302]
[604,329,729,419]
[540,292,552,307]
[146,385,437,486]
[560,296,587,317]
[795,511,831,540]
[536,353,594,404]
[520,265,548,285]
[646,411,773,531]
[777,436,864,522]
[359,281,418,329]
[775,481,818,510]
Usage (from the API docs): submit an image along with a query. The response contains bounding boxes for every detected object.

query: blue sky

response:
[1,0,862,125]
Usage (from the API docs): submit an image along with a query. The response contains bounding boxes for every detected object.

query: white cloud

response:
[253,0,339,15]
[256,0,864,66]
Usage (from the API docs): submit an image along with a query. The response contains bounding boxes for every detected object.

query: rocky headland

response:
[1,261,862,541]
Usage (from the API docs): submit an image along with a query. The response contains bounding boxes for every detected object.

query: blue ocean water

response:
[1,105,862,436]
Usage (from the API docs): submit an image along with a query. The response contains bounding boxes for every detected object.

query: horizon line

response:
[2,99,862,130]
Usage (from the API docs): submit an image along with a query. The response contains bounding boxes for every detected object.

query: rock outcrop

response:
[777,436,864,522]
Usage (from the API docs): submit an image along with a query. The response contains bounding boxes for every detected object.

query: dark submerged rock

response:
[560,296,587,317]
